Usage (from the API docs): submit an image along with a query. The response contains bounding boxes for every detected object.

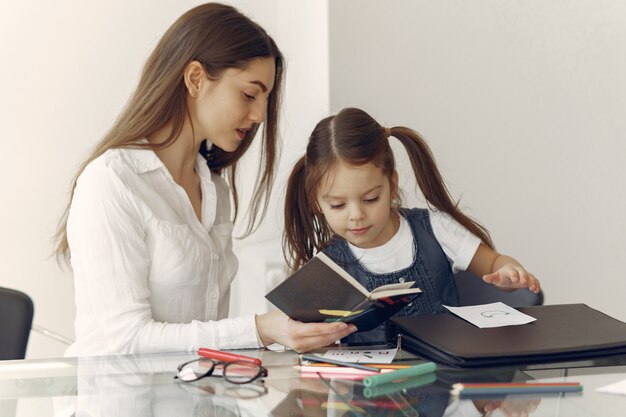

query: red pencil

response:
[198,348,262,365]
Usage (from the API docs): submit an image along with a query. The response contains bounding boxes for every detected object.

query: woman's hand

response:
[255,310,357,352]
[482,265,541,293]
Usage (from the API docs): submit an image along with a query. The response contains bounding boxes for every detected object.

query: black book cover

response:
[265,253,422,331]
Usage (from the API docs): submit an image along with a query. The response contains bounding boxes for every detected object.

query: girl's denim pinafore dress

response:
[322,208,460,344]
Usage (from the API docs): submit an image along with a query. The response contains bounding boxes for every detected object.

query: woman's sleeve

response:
[67,164,260,356]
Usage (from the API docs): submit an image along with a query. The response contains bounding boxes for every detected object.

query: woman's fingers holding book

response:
[255,311,356,352]
[286,321,357,352]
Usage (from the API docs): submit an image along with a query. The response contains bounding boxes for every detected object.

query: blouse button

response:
[212,254,219,261]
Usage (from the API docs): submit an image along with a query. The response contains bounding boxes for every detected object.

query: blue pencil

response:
[451,382,583,397]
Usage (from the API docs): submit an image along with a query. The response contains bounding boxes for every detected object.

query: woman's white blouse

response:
[65,148,260,357]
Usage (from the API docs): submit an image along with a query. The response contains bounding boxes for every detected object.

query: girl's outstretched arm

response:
[255,311,357,352]
[467,243,541,294]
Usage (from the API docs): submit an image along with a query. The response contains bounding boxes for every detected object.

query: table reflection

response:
[269,366,545,417]
[2,350,626,417]
[52,353,270,417]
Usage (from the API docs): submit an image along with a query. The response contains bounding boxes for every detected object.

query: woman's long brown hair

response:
[56,3,284,263]
[283,107,493,270]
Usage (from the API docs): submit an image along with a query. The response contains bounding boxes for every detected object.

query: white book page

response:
[371,281,415,292]
[370,286,422,300]
[317,253,421,298]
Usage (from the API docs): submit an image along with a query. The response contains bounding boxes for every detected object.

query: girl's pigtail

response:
[283,157,318,270]
[391,127,494,249]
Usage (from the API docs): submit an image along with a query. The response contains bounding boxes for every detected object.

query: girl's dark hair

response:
[283,107,493,270]
[56,3,284,262]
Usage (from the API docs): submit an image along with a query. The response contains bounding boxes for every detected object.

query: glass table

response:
[1,347,626,417]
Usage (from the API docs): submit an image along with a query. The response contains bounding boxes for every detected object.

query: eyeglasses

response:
[175,358,267,384]
[176,377,269,400]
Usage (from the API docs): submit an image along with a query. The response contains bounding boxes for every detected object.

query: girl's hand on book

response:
[256,311,357,352]
[482,265,541,293]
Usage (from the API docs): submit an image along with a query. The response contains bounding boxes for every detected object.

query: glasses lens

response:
[178,359,214,382]
[223,361,263,384]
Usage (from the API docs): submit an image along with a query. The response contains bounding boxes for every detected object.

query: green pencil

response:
[363,361,437,387]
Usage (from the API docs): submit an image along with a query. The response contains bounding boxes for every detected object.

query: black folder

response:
[391,303,626,368]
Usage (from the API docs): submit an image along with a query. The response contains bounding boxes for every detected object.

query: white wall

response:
[0,0,328,358]
[329,0,626,320]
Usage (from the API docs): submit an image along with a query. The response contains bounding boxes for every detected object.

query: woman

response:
[56,3,355,356]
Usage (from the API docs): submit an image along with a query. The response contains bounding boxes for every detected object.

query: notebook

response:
[391,303,626,368]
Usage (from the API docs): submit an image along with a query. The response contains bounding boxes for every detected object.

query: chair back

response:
[0,287,34,360]
[454,270,544,307]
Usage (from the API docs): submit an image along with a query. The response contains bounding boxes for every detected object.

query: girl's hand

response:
[255,310,357,352]
[474,396,541,417]
[482,265,541,293]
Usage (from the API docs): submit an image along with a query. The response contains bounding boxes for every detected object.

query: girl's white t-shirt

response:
[348,210,481,274]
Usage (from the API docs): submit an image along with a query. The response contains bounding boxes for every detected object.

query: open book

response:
[265,253,422,332]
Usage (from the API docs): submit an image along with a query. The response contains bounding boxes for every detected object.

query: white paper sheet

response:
[444,302,536,328]
[597,378,626,396]
[322,348,398,364]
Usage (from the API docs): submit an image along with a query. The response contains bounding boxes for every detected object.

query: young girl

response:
[283,107,541,344]
[55,3,355,356]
